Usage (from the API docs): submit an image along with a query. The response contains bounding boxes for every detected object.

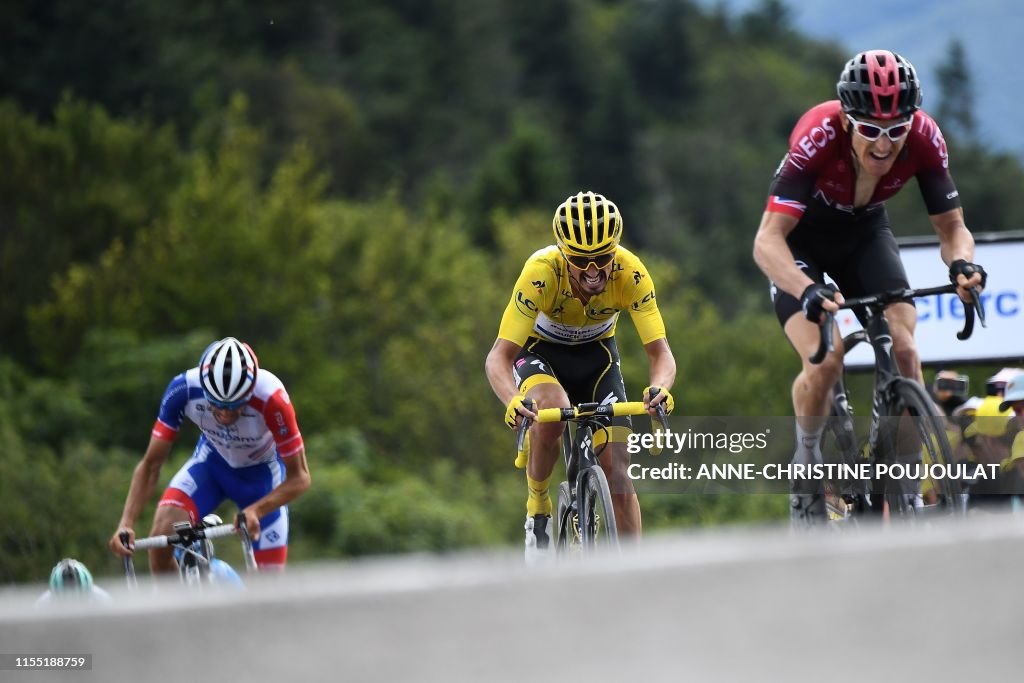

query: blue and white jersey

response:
[151,367,304,468]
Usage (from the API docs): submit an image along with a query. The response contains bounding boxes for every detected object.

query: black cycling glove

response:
[800,283,837,323]
[948,259,987,289]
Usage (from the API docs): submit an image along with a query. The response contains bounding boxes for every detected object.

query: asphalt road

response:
[2,515,1022,682]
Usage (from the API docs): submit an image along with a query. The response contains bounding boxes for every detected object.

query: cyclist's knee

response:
[151,501,191,535]
[602,444,636,490]
[801,352,843,388]
[890,331,920,372]
[532,420,566,449]
[526,381,568,408]
[607,469,636,495]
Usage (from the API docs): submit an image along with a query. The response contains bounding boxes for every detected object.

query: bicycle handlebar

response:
[132,523,237,551]
[809,284,984,365]
[515,392,670,455]
[533,402,653,422]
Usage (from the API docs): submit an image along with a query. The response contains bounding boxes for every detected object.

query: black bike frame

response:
[562,417,605,497]
[816,284,983,509]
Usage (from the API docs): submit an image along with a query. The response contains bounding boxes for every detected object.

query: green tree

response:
[934,39,976,142]
[0,98,182,365]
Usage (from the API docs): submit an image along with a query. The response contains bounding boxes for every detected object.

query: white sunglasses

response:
[846,114,912,142]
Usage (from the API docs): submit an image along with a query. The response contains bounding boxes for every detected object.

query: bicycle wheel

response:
[877,378,962,517]
[892,378,963,513]
[578,466,618,551]
[555,480,578,554]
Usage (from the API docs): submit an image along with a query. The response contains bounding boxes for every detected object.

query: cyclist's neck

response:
[568,279,594,304]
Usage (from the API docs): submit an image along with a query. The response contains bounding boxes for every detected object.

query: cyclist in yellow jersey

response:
[485,191,677,561]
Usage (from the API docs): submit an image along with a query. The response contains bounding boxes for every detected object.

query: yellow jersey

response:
[497,245,666,347]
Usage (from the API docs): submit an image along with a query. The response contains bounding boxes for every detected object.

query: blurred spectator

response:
[930,369,970,416]
[963,384,1019,511]
[985,367,1024,397]
[998,372,1024,415]
[998,374,1024,504]
[921,370,972,506]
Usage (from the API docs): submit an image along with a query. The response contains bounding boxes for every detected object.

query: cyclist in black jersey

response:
[752,50,986,526]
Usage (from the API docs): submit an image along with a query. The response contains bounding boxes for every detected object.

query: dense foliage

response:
[2,0,1021,583]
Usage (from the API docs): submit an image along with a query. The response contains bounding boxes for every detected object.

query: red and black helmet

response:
[837,50,922,120]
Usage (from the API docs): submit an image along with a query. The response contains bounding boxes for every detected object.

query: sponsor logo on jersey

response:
[632,291,656,310]
[788,117,837,170]
[515,290,538,316]
[774,153,789,177]
[533,312,618,345]
[812,188,854,213]
[588,306,617,317]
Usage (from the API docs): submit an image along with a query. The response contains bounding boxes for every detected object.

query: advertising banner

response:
[836,234,1024,368]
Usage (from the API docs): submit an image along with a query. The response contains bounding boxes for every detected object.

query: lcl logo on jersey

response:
[515,290,538,316]
[631,291,655,310]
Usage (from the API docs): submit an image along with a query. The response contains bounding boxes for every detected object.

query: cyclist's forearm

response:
[250,453,311,519]
[753,212,810,296]
[249,478,309,519]
[644,338,676,392]
[118,460,162,528]
[486,363,519,404]
[931,209,974,265]
[485,338,522,404]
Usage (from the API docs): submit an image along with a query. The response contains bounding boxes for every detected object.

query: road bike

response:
[517,394,669,554]
[812,283,983,521]
[120,511,256,588]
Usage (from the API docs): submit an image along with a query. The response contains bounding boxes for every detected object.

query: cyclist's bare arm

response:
[485,338,538,415]
[109,435,174,556]
[643,338,676,410]
[239,449,311,537]
[753,210,843,313]
[930,208,983,298]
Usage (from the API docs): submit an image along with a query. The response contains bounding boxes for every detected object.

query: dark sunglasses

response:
[564,251,615,270]
[846,114,912,142]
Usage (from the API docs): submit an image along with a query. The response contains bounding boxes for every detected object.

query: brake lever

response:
[515,398,535,454]
[808,312,835,364]
[971,287,986,328]
[647,387,671,431]
[956,287,981,340]
[120,530,137,588]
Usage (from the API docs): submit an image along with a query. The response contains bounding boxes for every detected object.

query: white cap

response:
[999,374,1024,412]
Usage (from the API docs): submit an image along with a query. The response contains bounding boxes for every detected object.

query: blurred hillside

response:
[705,0,1024,157]
[1,0,1022,582]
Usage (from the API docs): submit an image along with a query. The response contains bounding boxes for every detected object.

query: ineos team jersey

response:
[766,100,961,224]
[497,245,665,347]
[151,368,303,468]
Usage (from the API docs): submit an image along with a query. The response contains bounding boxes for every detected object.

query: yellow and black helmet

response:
[552,191,622,257]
